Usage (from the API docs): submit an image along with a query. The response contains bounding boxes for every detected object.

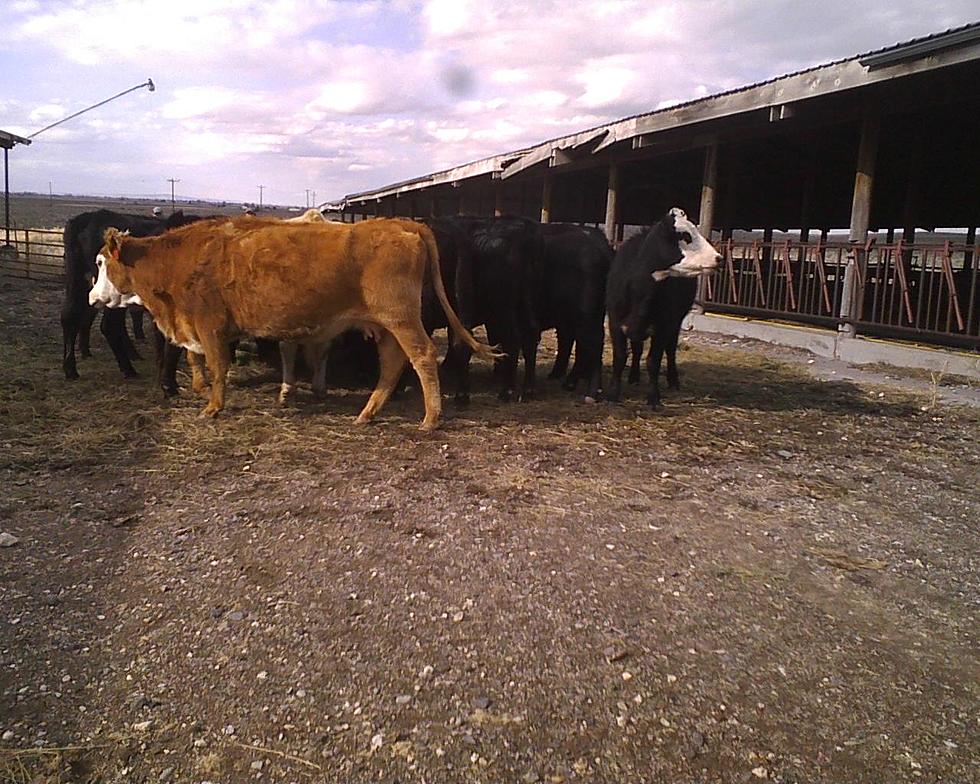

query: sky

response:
[2,1,977,206]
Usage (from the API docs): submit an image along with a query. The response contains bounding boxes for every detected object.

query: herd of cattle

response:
[65,206,721,429]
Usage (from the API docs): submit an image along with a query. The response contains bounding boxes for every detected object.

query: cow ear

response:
[103,227,122,258]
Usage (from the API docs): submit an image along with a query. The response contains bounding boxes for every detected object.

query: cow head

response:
[88,228,143,309]
[651,207,722,282]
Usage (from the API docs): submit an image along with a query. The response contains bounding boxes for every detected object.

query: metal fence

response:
[2,223,978,351]
[0,226,63,281]
[702,239,980,350]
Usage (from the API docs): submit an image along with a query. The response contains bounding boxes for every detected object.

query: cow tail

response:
[418,224,504,361]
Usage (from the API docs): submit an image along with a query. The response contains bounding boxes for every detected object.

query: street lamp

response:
[28,79,155,139]
[1,79,156,257]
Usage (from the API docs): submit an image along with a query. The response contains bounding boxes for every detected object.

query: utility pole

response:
[312,190,316,207]
[257,185,265,211]
[305,189,310,209]
[167,178,180,213]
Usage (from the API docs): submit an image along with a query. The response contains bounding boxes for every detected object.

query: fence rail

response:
[702,239,980,350]
[0,227,64,281]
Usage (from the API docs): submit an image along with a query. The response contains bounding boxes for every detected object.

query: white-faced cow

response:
[606,208,721,407]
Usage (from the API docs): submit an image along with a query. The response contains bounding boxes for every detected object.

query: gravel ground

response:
[1,276,978,784]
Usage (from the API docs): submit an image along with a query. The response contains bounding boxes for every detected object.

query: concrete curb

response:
[686,313,980,380]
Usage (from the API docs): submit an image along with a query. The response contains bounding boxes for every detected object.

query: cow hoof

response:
[65,370,80,381]
[353,415,372,426]
[646,398,663,409]
[454,393,470,407]
[200,406,221,418]
[561,378,577,392]
[518,390,535,403]
[498,390,513,403]
[124,370,140,380]
[162,386,179,398]
[418,419,439,432]
[80,350,93,359]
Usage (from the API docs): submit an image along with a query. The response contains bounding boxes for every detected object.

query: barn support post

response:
[839,110,880,337]
[900,123,924,274]
[3,147,9,249]
[603,163,619,243]
[540,177,552,223]
[494,183,504,217]
[695,143,719,312]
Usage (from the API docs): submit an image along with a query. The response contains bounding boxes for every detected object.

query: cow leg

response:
[447,340,473,406]
[549,327,573,380]
[152,323,181,397]
[394,324,442,431]
[78,305,97,358]
[187,351,209,397]
[487,321,520,402]
[519,331,539,402]
[607,321,629,403]
[100,308,139,378]
[199,337,231,417]
[628,339,644,384]
[354,331,408,426]
[129,305,146,341]
[278,341,300,403]
[61,303,85,380]
[665,329,682,390]
[308,340,331,399]
[646,334,667,409]
[576,320,604,403]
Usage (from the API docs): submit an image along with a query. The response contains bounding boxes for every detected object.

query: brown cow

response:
[89,216,499,430]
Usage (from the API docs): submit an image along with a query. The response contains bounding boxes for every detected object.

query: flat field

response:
[0,276,978,783]
[4,193,296,232]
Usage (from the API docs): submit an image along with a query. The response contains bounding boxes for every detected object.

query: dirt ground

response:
[0,276,978,784]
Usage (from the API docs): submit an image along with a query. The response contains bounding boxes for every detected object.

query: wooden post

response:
[965,226,976,271]
[540,177,552,224]
[494,183,504,218]
[695,143,719,312]
[603,163,619,243]
[698,143,718,238]
[839,111,880,336]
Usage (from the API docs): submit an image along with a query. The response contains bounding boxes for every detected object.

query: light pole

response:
[28,79,155,140]
[2,79,155,255]
[257,185,265,211]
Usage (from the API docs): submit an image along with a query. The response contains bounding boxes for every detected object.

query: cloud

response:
[5,0,980,202]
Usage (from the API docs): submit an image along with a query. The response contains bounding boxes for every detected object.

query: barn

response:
[335,23,980,370]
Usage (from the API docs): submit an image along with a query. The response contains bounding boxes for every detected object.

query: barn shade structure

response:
[335,23,980,350]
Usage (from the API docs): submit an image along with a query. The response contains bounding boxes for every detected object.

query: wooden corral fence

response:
[0,226,63,281]
[702,239,980,350]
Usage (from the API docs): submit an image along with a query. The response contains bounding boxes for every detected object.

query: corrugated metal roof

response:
[339,21,980,205]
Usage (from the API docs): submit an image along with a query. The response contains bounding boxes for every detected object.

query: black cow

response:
[606,208,721,407]
[421,216,543,403]
[537,223,612,402]
[61,209,197,381]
